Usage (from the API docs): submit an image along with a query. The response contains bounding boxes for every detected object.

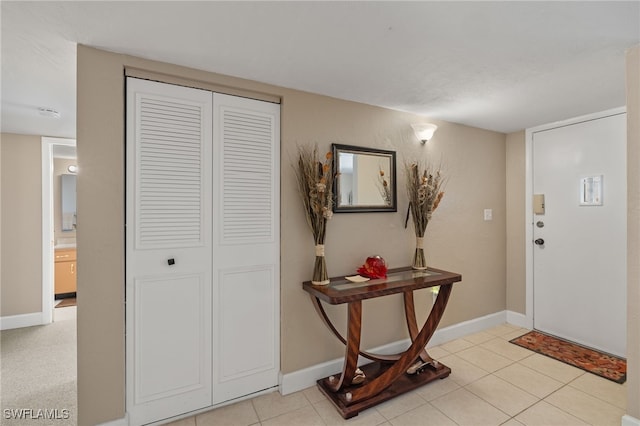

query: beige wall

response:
[78,45,507,425]
[0,134,2,311]
[625,44,639,420]
[0,133,42,316]
[76,47,127,425]
[281,92,507,371]
[505,131,526,314]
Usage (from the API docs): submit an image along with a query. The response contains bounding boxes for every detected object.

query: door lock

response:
[534,238,545,246]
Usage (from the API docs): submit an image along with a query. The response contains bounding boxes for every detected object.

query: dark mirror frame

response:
[332,144,397,213]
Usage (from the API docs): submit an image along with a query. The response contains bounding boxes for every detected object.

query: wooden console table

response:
[302,266,462,418]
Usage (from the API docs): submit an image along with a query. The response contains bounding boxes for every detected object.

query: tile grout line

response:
[303,390,330,426]
[541,381,594,425]
[542,380,626,426]
[462,372,541,425]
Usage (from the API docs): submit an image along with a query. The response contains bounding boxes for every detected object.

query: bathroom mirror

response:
[61,174,77,231]
[332,144,397,213]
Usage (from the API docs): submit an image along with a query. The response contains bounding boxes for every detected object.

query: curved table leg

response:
[325,300,362,392]
[403,291,434,365]
[310,295,401,363]
[345,283,453,405]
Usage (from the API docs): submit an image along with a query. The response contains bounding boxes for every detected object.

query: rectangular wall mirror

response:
[61,173,77,231]
[332,144,397,213]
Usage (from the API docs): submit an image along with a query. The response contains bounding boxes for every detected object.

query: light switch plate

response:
[484,209,492,221]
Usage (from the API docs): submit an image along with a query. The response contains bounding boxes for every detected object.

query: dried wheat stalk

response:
[294,145,334,284]
[405,161,445,269]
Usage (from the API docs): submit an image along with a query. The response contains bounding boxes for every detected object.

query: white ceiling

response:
[2,1,639,138]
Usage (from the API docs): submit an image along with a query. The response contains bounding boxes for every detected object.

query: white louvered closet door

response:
[212,94,280,403]
[126,78,213,425]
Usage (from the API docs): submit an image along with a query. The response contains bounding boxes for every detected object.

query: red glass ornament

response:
[357,255,388,279]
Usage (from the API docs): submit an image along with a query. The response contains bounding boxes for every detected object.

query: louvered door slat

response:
[220,106,277,243]
[136,91,207,248]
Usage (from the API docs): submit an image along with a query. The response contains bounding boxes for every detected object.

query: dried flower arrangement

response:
[294,145,334,285]
[377,166,392,206]
[405,161,445,269]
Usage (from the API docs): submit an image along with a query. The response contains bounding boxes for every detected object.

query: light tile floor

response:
[167,324,627,426]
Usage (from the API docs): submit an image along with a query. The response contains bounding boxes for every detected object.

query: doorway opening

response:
[41,136,77,323]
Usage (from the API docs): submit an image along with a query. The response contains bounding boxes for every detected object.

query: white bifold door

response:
[126,78,280,425]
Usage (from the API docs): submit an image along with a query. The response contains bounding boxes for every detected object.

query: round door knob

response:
[534,238,545,245]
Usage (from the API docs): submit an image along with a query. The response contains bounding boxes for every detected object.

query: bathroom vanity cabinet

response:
[54,248,77,296]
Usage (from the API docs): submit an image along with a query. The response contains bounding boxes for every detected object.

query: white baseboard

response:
[280,310,514,395]
[0,312,45,330]
[506,310,529,329]
[622,415,640,426]
[427,310,507,347]
[97,414,129,426]
[279,338,412,395]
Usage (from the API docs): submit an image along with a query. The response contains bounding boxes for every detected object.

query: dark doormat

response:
[510,330,626,384]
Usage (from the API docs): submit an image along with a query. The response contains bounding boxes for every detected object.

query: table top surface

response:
[302,266,462,304]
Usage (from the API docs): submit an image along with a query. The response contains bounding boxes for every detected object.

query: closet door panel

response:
[212,94,280,403]
[133,274,208,401]
[217,266,276,380]
[126,77,213,426]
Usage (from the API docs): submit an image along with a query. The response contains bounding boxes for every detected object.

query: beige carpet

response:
[0,307,77,425]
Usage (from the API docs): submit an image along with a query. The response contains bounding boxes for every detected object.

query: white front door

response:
[126,78,213,425]
[532,110,626,357]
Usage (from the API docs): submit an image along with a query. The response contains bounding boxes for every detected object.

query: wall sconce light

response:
[67,165,78,173]
[411,123,438,144]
